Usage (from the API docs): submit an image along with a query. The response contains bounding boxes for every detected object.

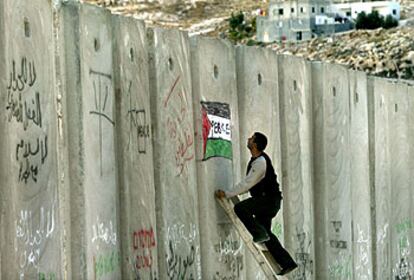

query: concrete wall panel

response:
[278,55,315,280]
[349,70,373,280]
[62,3,121,279]
[148,28,202,280]
[1,0,62,279]
[373,78,413,280]
[236,46,282,280]
[313,62,353,279]
[112,16,159,280]
[191,36,244,280]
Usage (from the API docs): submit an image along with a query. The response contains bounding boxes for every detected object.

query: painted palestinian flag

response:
[201,101,232,160]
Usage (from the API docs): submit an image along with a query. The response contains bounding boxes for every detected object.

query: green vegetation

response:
[227,11,257,44]
[355,11,398,30]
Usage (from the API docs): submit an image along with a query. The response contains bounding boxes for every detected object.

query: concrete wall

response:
[1,1,63,279]
[191,36,244,280]
[2,2,414,280]
[62,3,121,279]
[147,27,202,280]
[112,15,159,280]
[278,55,315,280]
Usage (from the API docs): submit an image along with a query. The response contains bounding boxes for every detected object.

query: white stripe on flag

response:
[207,114,231,141]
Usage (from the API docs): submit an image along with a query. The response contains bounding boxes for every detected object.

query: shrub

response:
[355,10,399,30]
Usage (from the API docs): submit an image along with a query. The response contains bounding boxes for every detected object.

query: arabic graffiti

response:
[166,241,196,280]
[15,203,56,278]
[213,231,244,279]
[5,57,48,184]
[89,68,114,176]
[91,216,117,246]
[93,250,120,279]
[166,223,201,280]
[38,272,56,280]
[393,220,413,279]
[163,76,194,176]
[355,224,371,280]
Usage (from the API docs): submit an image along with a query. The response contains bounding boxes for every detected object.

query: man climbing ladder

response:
[215,132,297,276]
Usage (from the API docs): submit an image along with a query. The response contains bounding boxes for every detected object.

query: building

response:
[256,0,352,42]
[333,1,400,20]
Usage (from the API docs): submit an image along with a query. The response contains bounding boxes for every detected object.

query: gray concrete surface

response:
[372,77,413,280]
[319,63,354,280]
[147,27,202,280]
[0,0,5,277]
[349,70,373,280]
[1,0,63,279]
[62,3,121,279]
[191,36,244,280]
[278,55,315,280]
[112,15,159,280]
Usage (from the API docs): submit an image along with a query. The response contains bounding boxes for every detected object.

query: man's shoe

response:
[253,234,270,243]
[277,263,298,275]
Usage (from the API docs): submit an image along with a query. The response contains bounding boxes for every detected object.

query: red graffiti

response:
[133,228,156,249]
[163,76,194,176]
[135,253,153,270]
[201,105,212,155]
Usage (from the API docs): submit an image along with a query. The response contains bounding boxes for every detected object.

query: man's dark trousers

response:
[234,195,296,270]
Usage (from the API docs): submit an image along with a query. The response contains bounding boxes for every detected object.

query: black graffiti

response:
[210,120,230,136]
[166,241,195,280]
[6,57,37,92]
[6,91,42,130]
[128,109,150,154]
[16,134,48,184]
[89,69,113,176]
[16,135,48,163]
[293,231,313,280]
[395,258,412,280]
[330,221,347,250]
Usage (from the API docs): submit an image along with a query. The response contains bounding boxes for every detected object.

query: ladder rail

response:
[217,196,281,280]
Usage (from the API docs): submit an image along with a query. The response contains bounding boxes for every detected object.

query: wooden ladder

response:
[216,196,282,279]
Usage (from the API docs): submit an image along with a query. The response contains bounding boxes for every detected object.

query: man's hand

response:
[215,189,226,199]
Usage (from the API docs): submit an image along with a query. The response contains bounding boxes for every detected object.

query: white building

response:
[333,1,400,20]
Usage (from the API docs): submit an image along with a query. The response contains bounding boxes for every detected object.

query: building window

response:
[393,9,397,15]
[291,8,295,13]
[279,8,284,15]
[346,11,351,16]
[312,7,315,13]
[296,31,302,40]
[321,7,325,13]
[279,21,283,27]
[300,7,304,13]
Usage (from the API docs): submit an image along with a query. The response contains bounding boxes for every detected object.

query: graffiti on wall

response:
[166,222,201,280]
[213,231,244,279]
[5,57,48,184]
[292,231,313,280]
[91,216,117,247]
[355,224,371,280]
[163,76,194,176]
[93,250,120,279]
[126,80,150,154]
[377,223,391,277]
[15,203,56,278]
[131,227,157,271]
[201,101,232,160]
[393,219,413,279]
[89,68,114,176]
[328,221,352,279]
